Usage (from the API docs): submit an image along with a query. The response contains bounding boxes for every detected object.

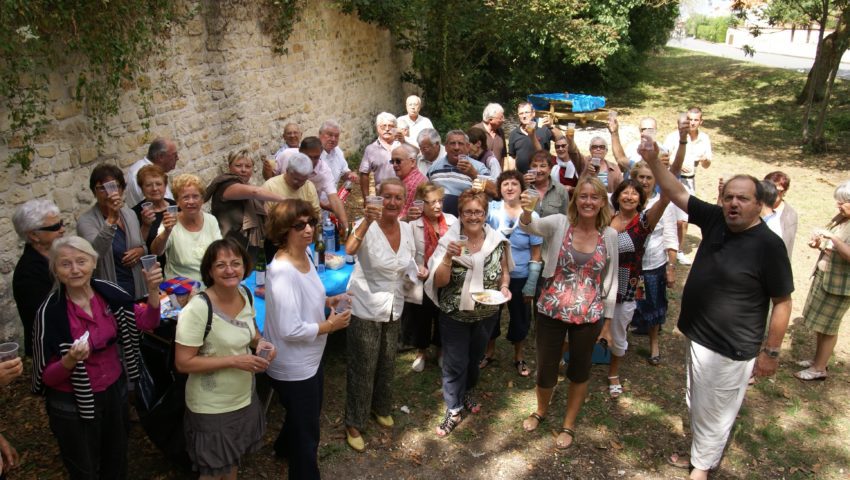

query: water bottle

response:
[323,214,336,253]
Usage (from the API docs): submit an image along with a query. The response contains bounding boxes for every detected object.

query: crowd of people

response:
[4,94,847,480]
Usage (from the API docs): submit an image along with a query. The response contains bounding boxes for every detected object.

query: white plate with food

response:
[471,289,508,305]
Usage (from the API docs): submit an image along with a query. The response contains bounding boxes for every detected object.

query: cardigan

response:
[77,204,148,299]
[12,243,54,356]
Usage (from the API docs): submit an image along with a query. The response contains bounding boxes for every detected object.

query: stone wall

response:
[0,0,407,340]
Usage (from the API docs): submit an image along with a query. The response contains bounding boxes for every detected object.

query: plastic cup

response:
[141,201,153,211]
[456,234,468,255]
[640,131,656,151]
[0,342,19,362]
[256,340,273,360]
[412,200,424,209]
[166,205,179,215]
[140,254,158,272]
[567,122,576,131]
[335,295,352,314]
[102,180,119,196]
[524,189,540,212]
[608,110,618,120]
[591,157,602,168]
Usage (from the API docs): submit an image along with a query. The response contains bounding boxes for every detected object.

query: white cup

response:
[102,180,119,196]
[166,205,179,215]
[140,255,158,272]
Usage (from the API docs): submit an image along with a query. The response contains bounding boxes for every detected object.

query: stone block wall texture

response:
[0,0,406,341]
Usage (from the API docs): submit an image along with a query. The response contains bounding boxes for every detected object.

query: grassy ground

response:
[2,47,850,479]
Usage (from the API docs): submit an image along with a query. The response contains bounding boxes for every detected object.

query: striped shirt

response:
[426,155,491,196]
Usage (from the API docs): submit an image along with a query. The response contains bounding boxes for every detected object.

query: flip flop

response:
[555,427,576,450]
[515,360,531,377]
[667,452,691,469]
[523,412,545,432]
[479,356,495,369]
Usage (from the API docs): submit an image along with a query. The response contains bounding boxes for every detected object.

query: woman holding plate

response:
[424,189,513,437]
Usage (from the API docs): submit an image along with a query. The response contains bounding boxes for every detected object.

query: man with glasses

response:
[390,144,427,219]
[472,103,507,167]
[359,112,401,201]
[125,137,178,206]
[507,102,564,173]
[426,130,491,216]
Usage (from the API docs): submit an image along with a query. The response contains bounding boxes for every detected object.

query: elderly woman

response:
[131,164,176,261]
[77,164,149,300]
[402,182,457,372]
[518,176,617,450]
[265,200,350,477]
[794,180,850,381]
[152,174,222,283]
[605,175,671,397]
[13,199,66,357]
[629,162,678,365]
[425,189,513,437]
[763,171,798,256]
[480,171,543,377]
[32,235,162,479]
[344,178,415,451]
[204,149,287,260]
[175,238,274,479]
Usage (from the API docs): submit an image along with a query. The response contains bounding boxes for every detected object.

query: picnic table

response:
[528,92,610,125]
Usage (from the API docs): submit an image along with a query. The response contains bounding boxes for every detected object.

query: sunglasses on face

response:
[554,144,568,149]
[389,158,405,165]
[590,144,607,150]
[37,220,65,232]
[291,219,318,231]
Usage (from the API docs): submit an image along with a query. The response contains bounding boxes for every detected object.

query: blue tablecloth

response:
[243,245,354,332]
[527,93,606,113]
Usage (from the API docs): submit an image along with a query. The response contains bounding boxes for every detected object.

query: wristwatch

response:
[761,347,780,358]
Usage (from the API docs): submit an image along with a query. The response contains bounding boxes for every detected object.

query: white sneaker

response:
[411,356,425,372]
[676,252,692,265]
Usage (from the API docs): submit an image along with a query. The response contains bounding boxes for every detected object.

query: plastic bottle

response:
[338,180,353,202]
[323,213,336,254]
[254,249,266,299]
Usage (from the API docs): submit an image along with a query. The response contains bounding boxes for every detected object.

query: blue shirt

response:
[426,155,491,196]
[487,201,542,278]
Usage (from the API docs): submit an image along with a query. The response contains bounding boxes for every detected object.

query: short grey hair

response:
[49,236,99,276]
[445,129,469,143]
[319,119,340,134]
[417,128,441,146]
[286,152,314,176]
[147,137,170,161]
[13,199,61,241]
[375,112,397,127]
[482,103,504,121]
[394,144,418,160]
[590,136,608,147]
[406,95,422,105]
[835,180,850,203]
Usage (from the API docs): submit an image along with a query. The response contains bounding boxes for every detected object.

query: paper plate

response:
[471,289,508,305]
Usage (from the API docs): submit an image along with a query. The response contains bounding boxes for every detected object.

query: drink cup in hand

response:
[457,235,468,256]
[140,254,158,272]
[167,205,179,215]
[0,342,19,362]
[524,189,540,212]
[141,201,153,212]
[103,180,119,196]
[590,157,601,168]
[255,339,274,360]
[639,131,655,152]
[608,110,617,121]
[335,295,352,314]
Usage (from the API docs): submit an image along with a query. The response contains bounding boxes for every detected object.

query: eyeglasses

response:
[554,144,568,149]
[290,219,318,231]
[590,144,607,150]
[213,261,244,271]
[37,220,65,232]
[461,210,486,218]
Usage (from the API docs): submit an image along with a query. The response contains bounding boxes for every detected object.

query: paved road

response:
[667,37,850,80]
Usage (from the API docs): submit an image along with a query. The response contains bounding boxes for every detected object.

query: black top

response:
[508,126,553,173]
[678,197,794,360]
[12,243,54,357]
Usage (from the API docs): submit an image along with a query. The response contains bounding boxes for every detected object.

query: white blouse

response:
[348,220,415,322]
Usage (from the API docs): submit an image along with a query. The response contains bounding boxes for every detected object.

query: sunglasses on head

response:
[291,219,318,231]
[37,220,65,232]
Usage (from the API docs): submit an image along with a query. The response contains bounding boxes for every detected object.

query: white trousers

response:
[610,301,637,357]
[686,340,754,471]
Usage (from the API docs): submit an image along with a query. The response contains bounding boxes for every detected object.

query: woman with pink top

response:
[32,235,163,479]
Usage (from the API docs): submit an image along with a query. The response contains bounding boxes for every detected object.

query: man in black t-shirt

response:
[507,101,562,173]
[645,146,793,479]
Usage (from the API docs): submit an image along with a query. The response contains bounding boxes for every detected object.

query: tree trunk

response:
[801,0,830,143]
[798,8,850,105]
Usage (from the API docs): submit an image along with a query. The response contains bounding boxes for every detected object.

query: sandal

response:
[794,367,828,381]
[435,410,462,437]
[462,393,481,414]
[515,359,531,377]
[667,452,691,469]
[479,356,495,369]
[555,427,576,450]
[523,412,545,432]
[608,376,623,399]
[647,355,661,366]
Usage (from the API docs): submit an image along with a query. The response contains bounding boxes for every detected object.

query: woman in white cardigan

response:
[517,176,618,451]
